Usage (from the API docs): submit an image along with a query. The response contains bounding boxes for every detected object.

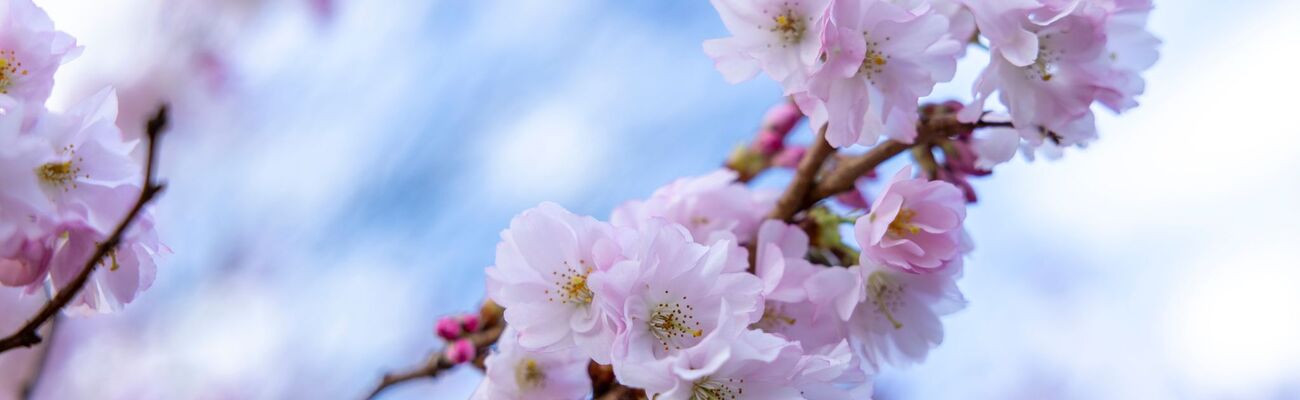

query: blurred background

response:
[1,0,1298,398]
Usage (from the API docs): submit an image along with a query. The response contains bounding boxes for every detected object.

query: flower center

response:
[648,296,703,352]
[750,301,797,332]
[867,271,905,329]
[690,377,743,400]
[886,208,920,237]
[858,33,891,83]
[0,50,29,94]
[514,358,546,390]
[769,9,806,45]
[546,260,593,306]
[1024,32,1064,82]
[35,145,86,192]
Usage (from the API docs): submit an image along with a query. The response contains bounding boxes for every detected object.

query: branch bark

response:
[367,322,505,399]
[767,124,834,222]
[0,106,169,355]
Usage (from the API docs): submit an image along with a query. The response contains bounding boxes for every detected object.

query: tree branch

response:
[368,315,504,399]
[0,106,169,354]
[767,124,833,222]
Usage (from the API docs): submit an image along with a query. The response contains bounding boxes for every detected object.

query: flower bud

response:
[771,145,806,168]
[459,314,480,333]
[435,317,463,341]
[444,339,476,364]
[762,101,802,138]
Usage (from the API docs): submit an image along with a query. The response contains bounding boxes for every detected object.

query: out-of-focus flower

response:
[855,166,965,272]
[436,316,464,341]
[849,259,965,370]
[0,0,78,117]
[611,170,774,246]
[704,0,831,91]
[796,0,962,147]
[473,327,592,400]
[485,202,624,362]
[45,209,163,313]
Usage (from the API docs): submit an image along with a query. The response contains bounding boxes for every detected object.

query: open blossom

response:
[855,166,966,272]
[633,328,806,399]
[485,202,624,362]
[0,0,78,112]
[590,220,763,386]
[753,220,860,349]
[611,169,773,247]
[473,327,592,400]
[1093,0,1160,113]
[43,192,163,312]
[849,259,965,369]
[31,89,142,226]
[703,0,830,91]
[796,0,962,146]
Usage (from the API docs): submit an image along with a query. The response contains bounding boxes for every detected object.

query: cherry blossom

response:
[637,329,806,399]
[590,220,764,382]
[796,0,963,147]
[849,259,965,369]
[473,327,593,400]
[485,202,625,362]
[0,0,78,115]
[704,0,831,91]
[855,166,966,272]
[611,169,774,246]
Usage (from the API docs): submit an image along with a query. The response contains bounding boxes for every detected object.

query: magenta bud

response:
[459,314,480,333]
[771,145,806,168]
[762,102,803,138]
[445,339,476,364]
[754,131,785,155]
[435,317,463,341]
[835,190,871,210]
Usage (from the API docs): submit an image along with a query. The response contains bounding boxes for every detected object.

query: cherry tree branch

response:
[0,106,169,354]
[767,124,834,221]
[367,315,505,399]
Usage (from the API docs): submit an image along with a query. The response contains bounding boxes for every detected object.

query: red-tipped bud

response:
[435,317,463,341]
[459,314,480,333]
[762,102,803,138]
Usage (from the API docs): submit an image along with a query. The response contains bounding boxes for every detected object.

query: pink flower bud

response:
[753,131,785,155]
[435,317,463,341]
[771,145,806,168]
[762,102,803,138]
[444,339,476,364]
[458,314,480,333]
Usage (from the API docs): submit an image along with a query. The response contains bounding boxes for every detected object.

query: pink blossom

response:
[1093,0,1160,113]
[485,202,624,362]
[848,260,965,369]
[0,0,78,116]
[703,0,831,91]
[771,145,806,169]
[589,220,763,381]
[473,327,592,400]
[611,170,774,246]
[797,0,963,147]
[855,166,965,272]
[633,329,806,399]
[44,209,163,313]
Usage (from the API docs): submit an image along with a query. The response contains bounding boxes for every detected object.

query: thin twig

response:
[0,106,168,354]
[767,124,833,222]
[367,323,505,399]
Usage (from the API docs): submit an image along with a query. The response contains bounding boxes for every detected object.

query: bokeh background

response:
[2,0,1299,399]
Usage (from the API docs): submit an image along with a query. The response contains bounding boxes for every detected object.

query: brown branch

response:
[596,385,646,400]
[0,106,169,355]
[805,113,999,209]
[767,124,833,222]
[367,321,505,399]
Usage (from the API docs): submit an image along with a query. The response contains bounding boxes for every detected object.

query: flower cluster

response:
[0,0,163,313]
[414,0,1158,398]
[480,166,970,398]
[707,0,1158,158]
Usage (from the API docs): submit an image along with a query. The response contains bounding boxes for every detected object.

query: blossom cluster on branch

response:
[390,0,1159,398]
[0,0,164,315]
